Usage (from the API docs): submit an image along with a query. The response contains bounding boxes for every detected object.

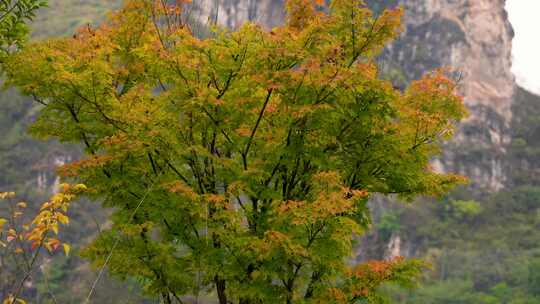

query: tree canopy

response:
[4,0,467,303]
[0,0,47,56]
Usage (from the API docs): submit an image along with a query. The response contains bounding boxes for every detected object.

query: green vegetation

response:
[370,86,540,303]
[0,0,47,56]
[3,0,467,302]
[0,0,140,303]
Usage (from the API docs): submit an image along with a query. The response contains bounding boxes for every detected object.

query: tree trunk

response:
[215,276,228,304]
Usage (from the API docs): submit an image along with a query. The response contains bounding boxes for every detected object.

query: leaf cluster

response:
[0,0,47,56]
[0,184,84,304]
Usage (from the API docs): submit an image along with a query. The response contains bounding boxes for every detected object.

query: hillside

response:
[31,0,122,38]
[368,85,540,303]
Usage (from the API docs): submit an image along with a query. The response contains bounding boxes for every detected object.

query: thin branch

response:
[242,88,273,169]
[83,179,159,304]
[10,232,48,304]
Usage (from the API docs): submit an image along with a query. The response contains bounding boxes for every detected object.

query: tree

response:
[4,0,467,303]
[0,185,84,304]
[0,0,47,56]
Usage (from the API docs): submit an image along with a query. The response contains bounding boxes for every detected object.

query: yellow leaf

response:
[63,243,71,256]
[0,192,15,200]
[0,218,7,227]
[57,213,69,225]
[51,223,59,235]
[16,202,27,208]
[74,184,87,192]
[44,242,52,252]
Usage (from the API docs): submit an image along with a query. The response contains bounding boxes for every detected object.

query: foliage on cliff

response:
[4,0,467,302]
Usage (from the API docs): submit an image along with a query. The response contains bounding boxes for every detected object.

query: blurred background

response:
[2,0,540,302]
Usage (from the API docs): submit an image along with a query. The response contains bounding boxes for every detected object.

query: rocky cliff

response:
[194,0,285,29]
[375,0,515,191]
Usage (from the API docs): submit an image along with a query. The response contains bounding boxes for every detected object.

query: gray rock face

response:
[193,0,285,29]
[375,0,515,190]
[196,0,515,190]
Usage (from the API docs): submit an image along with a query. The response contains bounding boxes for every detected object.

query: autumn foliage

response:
[0,184,85,304]
[4,0,467,303]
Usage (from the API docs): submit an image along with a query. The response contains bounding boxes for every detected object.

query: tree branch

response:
[242,88,273,170]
